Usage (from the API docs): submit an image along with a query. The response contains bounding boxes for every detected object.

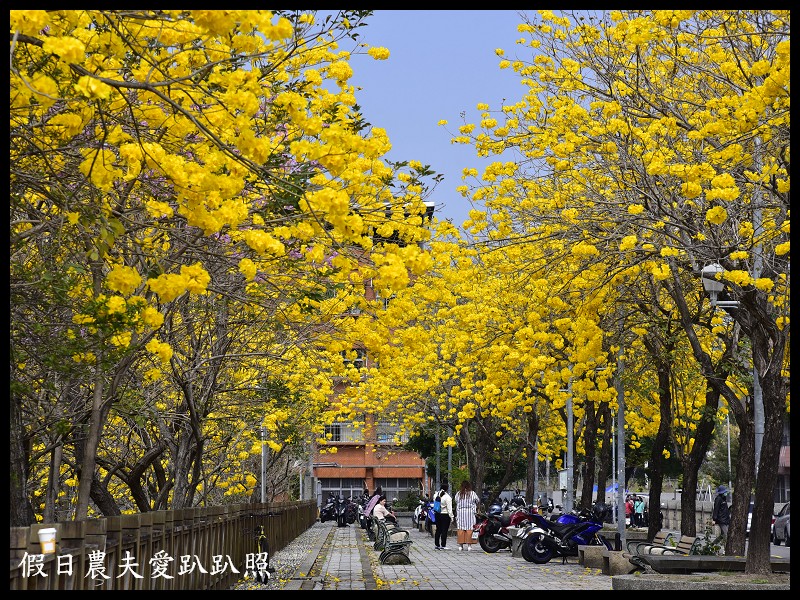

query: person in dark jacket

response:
[712,485,731,539]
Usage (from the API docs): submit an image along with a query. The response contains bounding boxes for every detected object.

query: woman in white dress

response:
[454,480,480,551]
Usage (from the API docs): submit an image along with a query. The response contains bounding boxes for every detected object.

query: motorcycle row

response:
[319,492,363,527]
[470,495,614,564]
[325,490,614,565]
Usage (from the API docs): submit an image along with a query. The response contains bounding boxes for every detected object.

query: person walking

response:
[625,495,633,527]
[454,480,480,551]
[434,483,453,550]
[633,495,646,528]
[712,485,731,540]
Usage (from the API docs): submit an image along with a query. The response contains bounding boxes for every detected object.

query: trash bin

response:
[38,528,57,554]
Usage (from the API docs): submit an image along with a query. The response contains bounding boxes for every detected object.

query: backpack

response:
[433,493,442,513]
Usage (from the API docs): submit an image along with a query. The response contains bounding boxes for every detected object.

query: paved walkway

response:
[284,519,614,590]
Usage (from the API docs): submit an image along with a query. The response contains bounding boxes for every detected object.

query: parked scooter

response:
[319,493,338,523]
[412,498,426,528]
[518,503,613,564]
[508,490,527,509]
[334,494,349,527]
[473,503,539,553]
[344,496,358,525]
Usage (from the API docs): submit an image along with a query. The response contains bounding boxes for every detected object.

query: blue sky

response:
[345,10,526,227]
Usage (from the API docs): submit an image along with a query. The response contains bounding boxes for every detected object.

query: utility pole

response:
[435,424,441,492]
[565,380,574,512]
[615,352,626,547]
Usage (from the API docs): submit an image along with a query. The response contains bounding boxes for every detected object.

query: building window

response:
[324,423,342,442]
[324,421,362,443]
[342,348,366,370]
[375,291,396,310]
[374,478,421,503]
[319,478,366,503]
[376,421,409,444]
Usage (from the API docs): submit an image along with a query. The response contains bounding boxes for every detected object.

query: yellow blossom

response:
[110,331,132,348]
[181,263,211,295]
[754,278,774,292]
[106,265,142,296]
[239,258,258,281]
[140,306,164,329]
[146,339,173,364]
[705,206,728,225]
[41,36,85,64]
[74,75,114,100]
[367,46,390,60]
[105,295,127,314]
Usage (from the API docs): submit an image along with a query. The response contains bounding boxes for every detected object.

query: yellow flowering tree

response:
[10,10,438,523]
[447,9,788,571]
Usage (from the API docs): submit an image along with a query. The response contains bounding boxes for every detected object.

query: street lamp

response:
[558,383,574,513]
[700,264,764,485]
[701,263,740,309]
[566,382,574,513]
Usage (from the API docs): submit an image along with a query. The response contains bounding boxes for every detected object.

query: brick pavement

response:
[285,518,614,590]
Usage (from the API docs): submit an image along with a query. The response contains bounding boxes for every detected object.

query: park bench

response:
[624,529,673,554]
[372,519,413,565]
[632,554,791,574]
[624,534,699,572]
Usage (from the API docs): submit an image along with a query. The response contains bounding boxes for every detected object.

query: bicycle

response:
[246,514,278,584]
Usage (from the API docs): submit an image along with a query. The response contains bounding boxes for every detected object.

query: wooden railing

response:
[9,501,318,590]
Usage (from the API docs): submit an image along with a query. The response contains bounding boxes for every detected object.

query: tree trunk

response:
[647,364,672,539]
[680,385,720,537]
[679,467,699,537]
[524,411,539,507]
[75,363,106,520]
[724,395,754,557]
[744,319,788,574]
[10,392,36,526]
[594,403,613,506]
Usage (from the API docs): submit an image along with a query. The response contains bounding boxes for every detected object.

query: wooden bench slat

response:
[648,535,698,555]
[624,530,671,554]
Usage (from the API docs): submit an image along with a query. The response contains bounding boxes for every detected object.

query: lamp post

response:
[700,264,764,481]
[726,412,732,493]
[565,381,574,512]
[615,351,626,545]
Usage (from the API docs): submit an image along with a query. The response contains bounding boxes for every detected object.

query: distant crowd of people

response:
[625,494,647,527]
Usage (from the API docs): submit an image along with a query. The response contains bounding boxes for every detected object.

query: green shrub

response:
[694,520,724,555]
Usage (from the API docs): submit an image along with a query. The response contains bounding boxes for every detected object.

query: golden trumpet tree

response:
[10,10,437,523]
[447,9,788,573]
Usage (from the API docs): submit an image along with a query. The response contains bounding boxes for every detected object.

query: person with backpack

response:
[433,483,453,550]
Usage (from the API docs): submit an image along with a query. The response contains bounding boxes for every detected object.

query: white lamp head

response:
[701,263,725,294]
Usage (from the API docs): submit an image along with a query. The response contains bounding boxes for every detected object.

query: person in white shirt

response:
[434,483,454,550]
[372,495,396,523]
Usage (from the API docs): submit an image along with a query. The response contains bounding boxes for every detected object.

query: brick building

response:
[311,203,435,505]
